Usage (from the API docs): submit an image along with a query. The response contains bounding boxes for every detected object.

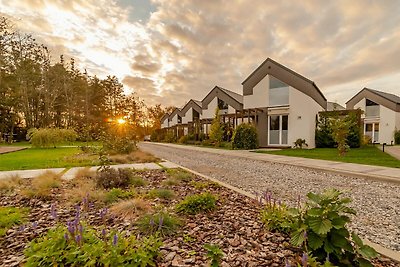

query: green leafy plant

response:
[331,117,353,156]
[104,188,135,204]
[394,129,400,145]
[96,168,132,189]
[178,135,189,144]
[164,131,177,143]
[260,202,296,234]
[231,123,258,149]
[166,168,193,182]
[24,224,162,266]
[204,244,224,267]
[176,192,217,215]
[294,138,308,149]
[130,176,147,187]
[0,207,29,236]
[290,189,378,266]
[209,108,224,146]
[136,211,182,236]
[148,188,175,200]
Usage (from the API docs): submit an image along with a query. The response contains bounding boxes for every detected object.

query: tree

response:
[209,108,224,146]
[331,117,353,156]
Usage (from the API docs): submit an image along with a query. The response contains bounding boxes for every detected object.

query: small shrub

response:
[209,108,224,146]
[148,188,175,200]
[290,189,378,266]
[394,129,400,145]
[22,171,61,199]
[24,224,162,266]
[74,168,96,180]
[331,117,352,156]
[167,168,193,182]
[362,135,372,146]
[130,176,147,187]
[164,132,177,143]
[110,198,152,220]
[0,175,23,194]
[260,202,295,234]
[231,123,258,150]
[136,211,182,236]
[294,138,308,149]
[176,192,217,215]
[204,244,224,267]
[190,181,210,190]
[162,178,180,186]
[0,207,29,236]
[104,188,136,204]
[65,178,106,204]
[101,128,137,154]
[178,135,189,144]
[27,128,77,148]
[96,168,132,189]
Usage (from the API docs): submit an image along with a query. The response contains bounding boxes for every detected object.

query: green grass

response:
[255,146,400,168]
[0,140,101,147]
[0,207,29,236]
[0,147,100,171]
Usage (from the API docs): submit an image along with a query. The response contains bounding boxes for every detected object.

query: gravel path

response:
[140,143,400,252]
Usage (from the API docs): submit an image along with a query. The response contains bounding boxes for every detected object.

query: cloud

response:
[2,0,400,107]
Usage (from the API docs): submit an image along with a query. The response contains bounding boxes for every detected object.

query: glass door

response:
[364,123,379,143]
[268,115,288,145]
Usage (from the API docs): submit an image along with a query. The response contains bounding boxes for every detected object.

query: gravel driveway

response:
[140,143,400,252]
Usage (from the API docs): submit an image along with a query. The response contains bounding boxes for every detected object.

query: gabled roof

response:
[241,58,327,109]
[160,113,170,123]
[327,102,345,111]
[346,88,400,112]
[202,86,243,111]
[169,107,181,121]
[180,99,203,116]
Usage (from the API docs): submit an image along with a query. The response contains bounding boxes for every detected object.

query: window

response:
[192,109,200,121]
[218,98,228,110]
[177,115,182,123]
[269,76,289,106]
[365,99,379,117]
[268,115,288,145]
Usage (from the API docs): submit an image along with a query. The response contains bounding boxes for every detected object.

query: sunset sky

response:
[1,0,400,107]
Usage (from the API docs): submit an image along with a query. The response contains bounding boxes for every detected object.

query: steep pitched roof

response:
[346,88,400,112]
[241,58,327,109]
[201,86,243,111]
[169,107,181,120]
[160,113,170,123]
[327,102,345,111]
[180,99,203,116]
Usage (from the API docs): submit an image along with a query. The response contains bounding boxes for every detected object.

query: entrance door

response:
[365,123,379,143]
[268,115,288,145]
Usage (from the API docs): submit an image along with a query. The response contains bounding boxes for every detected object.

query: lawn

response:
[255,145,400,168]
[0,147,99,171]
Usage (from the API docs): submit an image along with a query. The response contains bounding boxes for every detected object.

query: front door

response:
[268,115,288,146]
[365,123,379,143]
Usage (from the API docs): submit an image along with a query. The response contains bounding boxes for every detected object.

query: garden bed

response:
[0,169,397,266]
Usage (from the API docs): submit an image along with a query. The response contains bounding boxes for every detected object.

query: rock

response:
[165,252,176,262]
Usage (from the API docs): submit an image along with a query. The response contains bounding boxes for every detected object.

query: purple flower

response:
[301,253,308,266]
[79,224,84,234]
[32,221,38,229]
[113,234,118,246]
[75,234,82,245]
[101,228,107,236]
[67,221,75,235]
[50,204,57,220]
[64,233,69,241]
[18,225,26,232]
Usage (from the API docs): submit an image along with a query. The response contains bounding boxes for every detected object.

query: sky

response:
[1,0,400,107]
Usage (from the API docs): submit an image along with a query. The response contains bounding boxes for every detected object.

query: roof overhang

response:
[180,99,203,116]
[346,88,400,112]
[201,86,243,111]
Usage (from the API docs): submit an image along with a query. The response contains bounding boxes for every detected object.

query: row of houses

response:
[160,58,400,148]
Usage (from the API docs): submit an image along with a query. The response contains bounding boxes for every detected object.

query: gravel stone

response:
[140,143,400,252]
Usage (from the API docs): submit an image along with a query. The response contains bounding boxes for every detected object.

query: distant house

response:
[201,86,243,135]
[346,88,400,144]
[168,107,182,137]
[241,58,327,148]
[160,113,170,129]
[180,99,203,137]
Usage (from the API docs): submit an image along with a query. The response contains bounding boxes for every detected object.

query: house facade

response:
[180,99,203,137]
[241,58,327,148]
[346,88,400,144]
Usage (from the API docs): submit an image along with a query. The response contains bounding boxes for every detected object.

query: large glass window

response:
[218,98,228,110]
[192,109,200,121]
[365,99,379,117]
[281,115,288,145]
[269,76,289,106]
[269,115,288,145]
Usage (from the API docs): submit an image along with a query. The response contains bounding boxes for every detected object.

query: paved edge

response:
[146,142,400,185]
[168,161,400,263]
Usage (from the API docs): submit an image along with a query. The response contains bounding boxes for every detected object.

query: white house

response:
[180,99,202,136]
[241,58,327,148]
[201,86,243,135]
[161,113,170,129]
[346,88,400,144]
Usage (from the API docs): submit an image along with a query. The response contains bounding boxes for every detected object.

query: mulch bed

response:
[0,169,398,267]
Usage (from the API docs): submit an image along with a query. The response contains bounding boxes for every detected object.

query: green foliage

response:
[290,189,378,266]
[24,225,162,267]
[209,108,224,146]
[96,168,133,189]
[331,117,353,156]
[394,129,400,145]
[294,138,308,149]
[27,128,77,148]
[104,188,136,204]
[260,203,296,234]
[102,135,137,154]
[150,129,165,142]
[178,135,189,144]
[164,131,177,143]
[315,115,335,148]
[231,123,258,149]
[166,168,193,182]
[130,176,147,187]
[148,188,175,200]
[176,192,217,215]
[136,211,182,236]
[204,244,224,267]
[0,207,28,236]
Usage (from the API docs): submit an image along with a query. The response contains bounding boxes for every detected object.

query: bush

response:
[24,224,162,266]
[104,188,136,204]
[150,129,165,142]
[96,168,132,189]
[130,176,147,187]
[231,123,258,150]
[294,138,308,149]
[209,108,224,146]
[204,244,224,267]
[21,171,61,199]
[0,175,23,194]
[110,198,152,220]
[395,129,400,145]
[290,189,378,266]
[176,192,217,215]
[164,132,177,143]
[178,135,189,144]
[166,168,193,182]
[27,128,77,148]
[148,188,175,200]
[136,211,182,236]
[0,207,28,236]
[260,202,296,234]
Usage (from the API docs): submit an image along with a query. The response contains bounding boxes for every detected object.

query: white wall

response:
[287,87,323,148]
[181,107,192,124]
[353,98,365,115]
[161,120,169,128]
[379,105,397,144]
[169,114,179,127]
[203,98,218,119]
[243,75,269,109]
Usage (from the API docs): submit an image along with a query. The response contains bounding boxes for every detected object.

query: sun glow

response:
[117,118,126,125]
